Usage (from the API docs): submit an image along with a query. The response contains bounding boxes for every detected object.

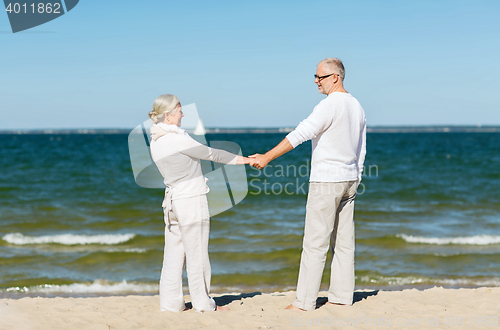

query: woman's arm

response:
[179,135,250,165]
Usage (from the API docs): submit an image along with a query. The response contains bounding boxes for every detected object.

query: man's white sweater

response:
[286,92,366,183]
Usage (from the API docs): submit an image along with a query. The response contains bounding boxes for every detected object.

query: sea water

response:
[1,132,499,297]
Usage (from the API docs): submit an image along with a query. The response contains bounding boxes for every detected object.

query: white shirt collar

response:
[157,123,187,135]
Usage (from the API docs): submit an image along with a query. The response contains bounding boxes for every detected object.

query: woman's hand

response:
[236,156,253,165]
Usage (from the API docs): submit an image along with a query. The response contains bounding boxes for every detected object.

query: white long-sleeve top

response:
[286,92,366,183]
[150,123,238,201]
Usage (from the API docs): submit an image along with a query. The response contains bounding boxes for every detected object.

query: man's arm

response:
[356,119,367,183]
[249,101,333,168]
[249,138,293,169]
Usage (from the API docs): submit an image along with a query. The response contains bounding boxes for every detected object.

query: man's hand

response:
[249,153,271,169]
[248,138,293,169]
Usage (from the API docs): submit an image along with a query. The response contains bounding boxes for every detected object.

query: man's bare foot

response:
[285,304,306,311]
[216,305,230,311]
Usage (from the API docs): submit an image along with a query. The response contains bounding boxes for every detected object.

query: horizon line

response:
[1,125,500,135]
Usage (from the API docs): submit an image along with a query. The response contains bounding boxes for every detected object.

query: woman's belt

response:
[162,185,174,224]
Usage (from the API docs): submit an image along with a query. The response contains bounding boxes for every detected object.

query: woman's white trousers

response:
[159,194,216,312]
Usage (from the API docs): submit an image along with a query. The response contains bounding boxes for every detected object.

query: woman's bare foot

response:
[285,304,306,311]
[216,305,230,311]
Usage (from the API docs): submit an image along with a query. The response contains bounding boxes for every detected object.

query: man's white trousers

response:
[293,181,358,311]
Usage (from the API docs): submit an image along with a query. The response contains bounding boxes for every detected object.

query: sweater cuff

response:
[285,132,300,148]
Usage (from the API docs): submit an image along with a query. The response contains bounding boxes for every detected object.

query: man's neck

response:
[327,84,347,95]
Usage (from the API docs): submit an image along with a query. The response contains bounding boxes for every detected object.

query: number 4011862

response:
[5,3,61,14]
[443,316,499,327]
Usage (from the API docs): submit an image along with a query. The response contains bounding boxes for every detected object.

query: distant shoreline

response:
[1,126,500,134]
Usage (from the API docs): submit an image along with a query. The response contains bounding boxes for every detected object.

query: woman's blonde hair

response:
[149,94,180,124]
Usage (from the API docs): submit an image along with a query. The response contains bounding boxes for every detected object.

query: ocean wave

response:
[398,234,500,246]
[106,248,148,253]
[357,275,500,287]
[2,233,136,245]
[5,279,158,294]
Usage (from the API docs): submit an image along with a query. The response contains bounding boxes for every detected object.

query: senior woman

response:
[149,94,250,313]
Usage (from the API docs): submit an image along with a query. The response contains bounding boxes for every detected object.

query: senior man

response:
[250,58,366,311]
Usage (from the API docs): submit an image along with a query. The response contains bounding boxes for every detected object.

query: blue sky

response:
[1,0,499,129]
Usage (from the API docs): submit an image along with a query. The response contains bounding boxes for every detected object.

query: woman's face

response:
[165,103,184,127]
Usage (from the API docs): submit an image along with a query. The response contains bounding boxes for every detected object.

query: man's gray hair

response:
[319,58,345,81]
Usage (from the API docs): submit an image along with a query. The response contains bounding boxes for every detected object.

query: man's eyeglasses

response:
[314,73,337,81]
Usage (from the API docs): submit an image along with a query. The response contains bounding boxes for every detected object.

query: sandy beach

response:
[1,287,499,330]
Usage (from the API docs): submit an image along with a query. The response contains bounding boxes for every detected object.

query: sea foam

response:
[2,233,136,245]
[398,234,500,245]
[357,275,500,287]
[5,279,157,294]
[106,248,148,253]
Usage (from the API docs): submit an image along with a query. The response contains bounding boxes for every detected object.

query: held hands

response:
[248,154,271,169]
[237,154,271,169]
[237,156,261,166]
[239,138,291,168]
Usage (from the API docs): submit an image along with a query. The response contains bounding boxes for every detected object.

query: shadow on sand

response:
[185,290,377,310]
[214,292,262,307]
[316,290,379,308]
